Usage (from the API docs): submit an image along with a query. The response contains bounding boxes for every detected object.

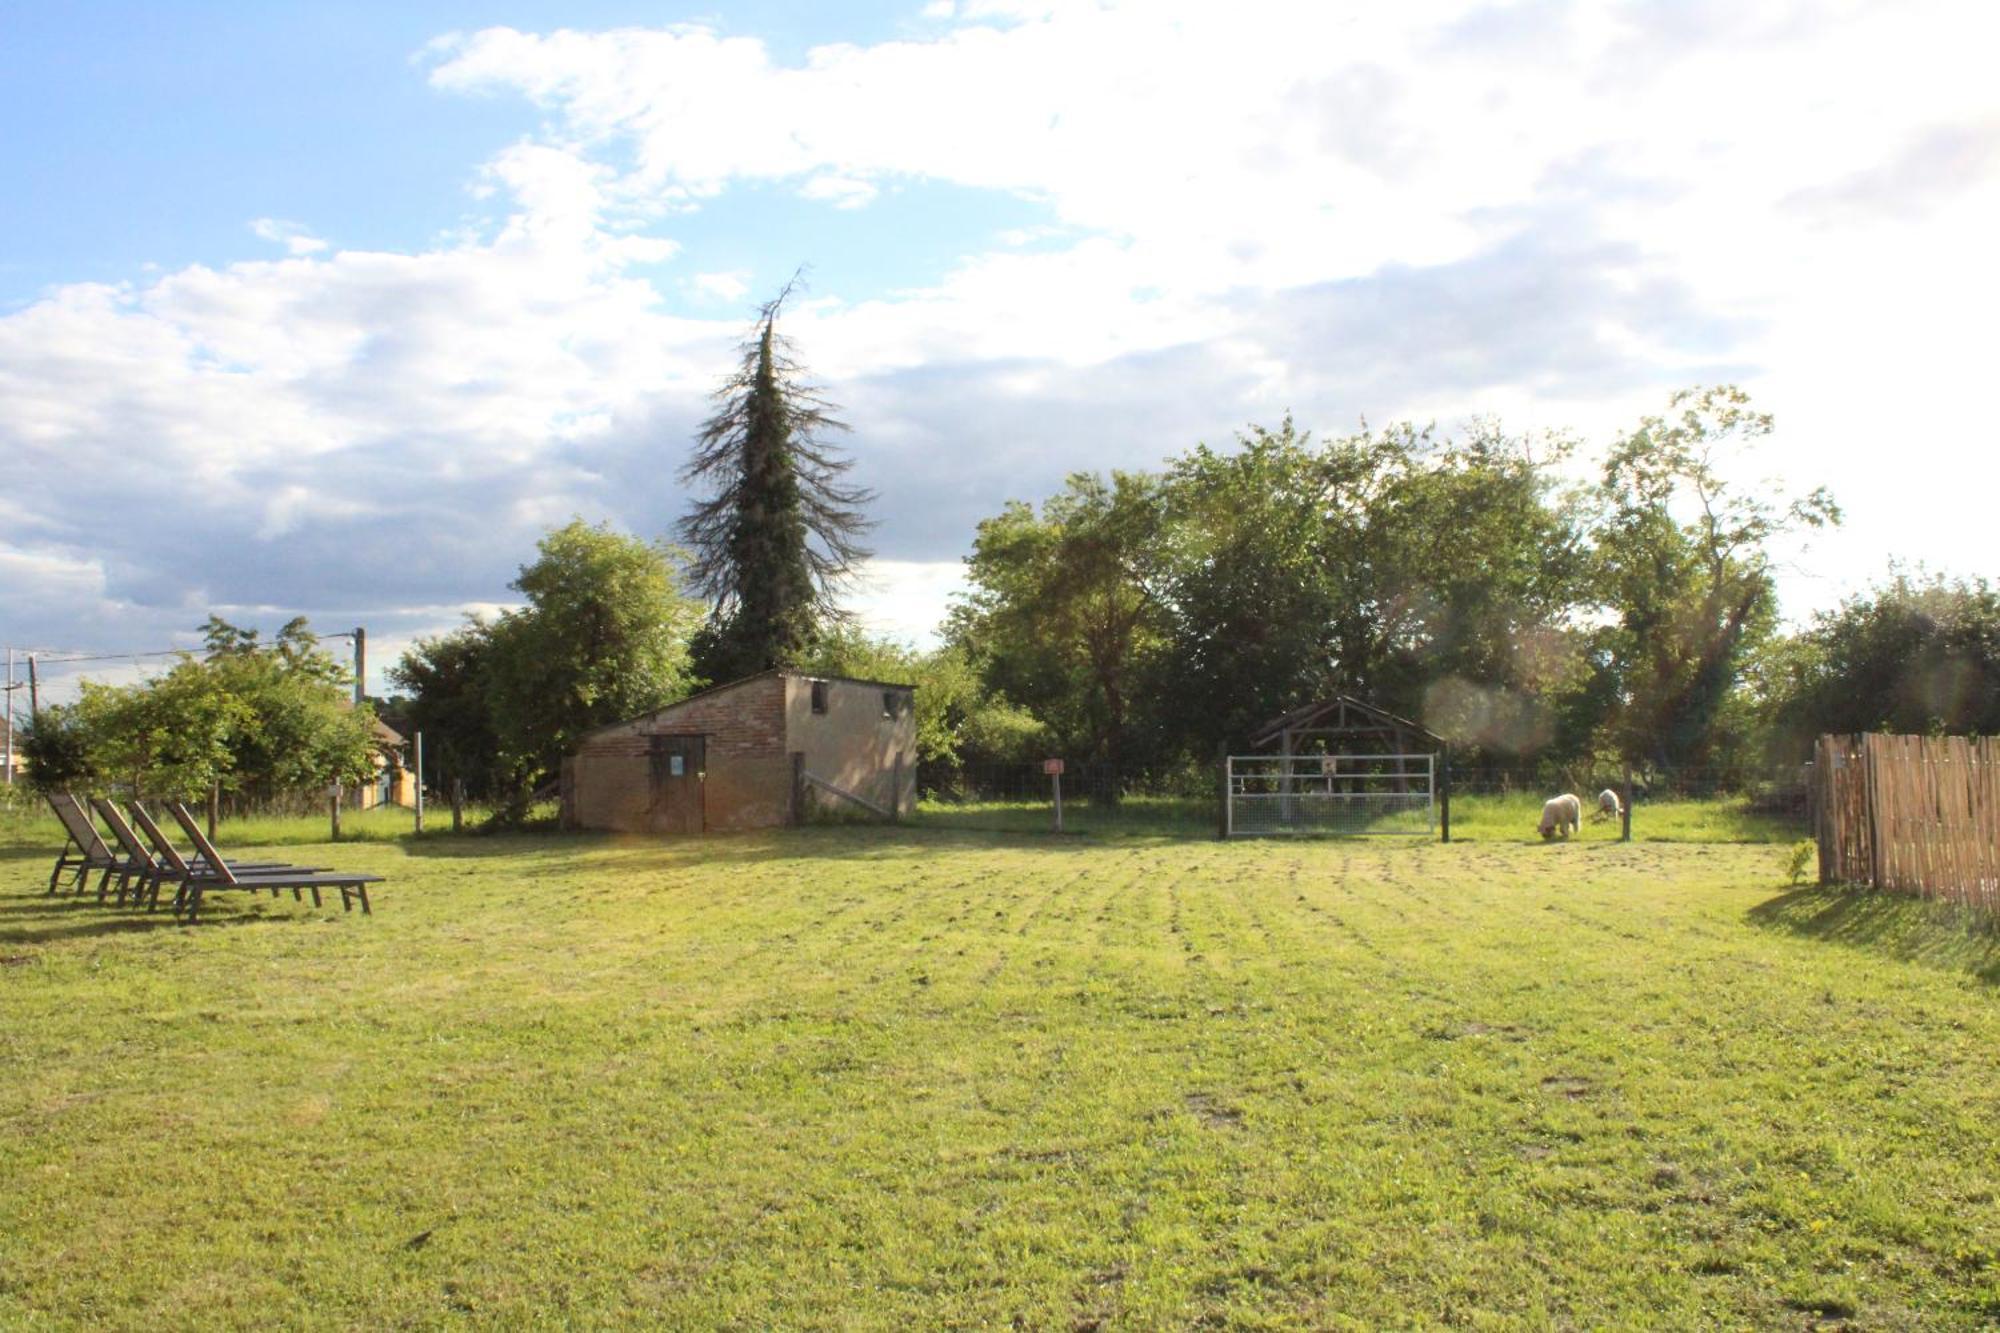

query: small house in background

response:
[561,670,918,834]
[359,715,414,809]
[334,695,413,810]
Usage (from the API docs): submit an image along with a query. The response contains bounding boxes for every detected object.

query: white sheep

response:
[1595,788,1623,822]
[1538,793,1582,840]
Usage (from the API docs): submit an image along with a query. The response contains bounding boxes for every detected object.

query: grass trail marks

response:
[2,828,1997,1327]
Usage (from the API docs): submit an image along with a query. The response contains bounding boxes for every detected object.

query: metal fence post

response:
[1217,747,1229,839]
[1224,756,1234,839]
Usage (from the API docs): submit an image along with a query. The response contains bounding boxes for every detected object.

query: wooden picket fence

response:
[1812,733,2000,915]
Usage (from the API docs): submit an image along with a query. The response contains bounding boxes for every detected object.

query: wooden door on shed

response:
[649,735,705,834]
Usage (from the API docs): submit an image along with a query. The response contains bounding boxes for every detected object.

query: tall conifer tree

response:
[680,279,874,681]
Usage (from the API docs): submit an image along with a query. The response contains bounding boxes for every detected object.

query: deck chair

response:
[45,793,142,897]
[126,802,327,914]
[94,799,310,910]
[165,800,382,922]
[86,798,173,905]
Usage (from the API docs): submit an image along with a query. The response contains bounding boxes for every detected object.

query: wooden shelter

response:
[1242,694,1452,840]
[1248,694,1444,758]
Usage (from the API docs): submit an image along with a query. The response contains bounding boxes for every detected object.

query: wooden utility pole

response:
[25,654,37,721]
[451,777,465,833]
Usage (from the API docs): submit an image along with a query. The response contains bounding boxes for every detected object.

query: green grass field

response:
[4,820,1997,1328]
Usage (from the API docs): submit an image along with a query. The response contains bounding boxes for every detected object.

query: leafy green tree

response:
[1153,419,1589,761]
[19,704,96,791]
[1154,419,1392,757]
[55,663,251,797]
[1768,569,2000,759]
[680,280,874,681]
[1591,386,1839,770]
[28,618,379,800]
[481,520,705,793]
[202,616,378,794]
[951,471,1168,780]
[388,623,504,799]
[1365,425,1593,757]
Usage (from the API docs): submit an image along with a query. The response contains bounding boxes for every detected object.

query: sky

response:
[3,0,1997,710]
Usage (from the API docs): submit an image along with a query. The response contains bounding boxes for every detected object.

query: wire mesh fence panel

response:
[916,761,1219,837]
[1227,754,1433,837]
[915,757,1814,842]
[1446,764,1812,842]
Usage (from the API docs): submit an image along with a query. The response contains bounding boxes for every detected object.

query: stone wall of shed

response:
[786,676,918,818]
[569,676,792,832]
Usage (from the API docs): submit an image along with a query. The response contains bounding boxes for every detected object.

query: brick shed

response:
[560,670,917,834]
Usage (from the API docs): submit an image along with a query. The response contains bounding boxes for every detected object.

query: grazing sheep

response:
[1595,788,1623,822]
[1538,793,1582,840]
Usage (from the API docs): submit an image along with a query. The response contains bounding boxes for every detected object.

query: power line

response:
[2,631,361,667]
[1,648,188,665]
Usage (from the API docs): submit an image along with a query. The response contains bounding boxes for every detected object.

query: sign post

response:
[1044,758,1065,833]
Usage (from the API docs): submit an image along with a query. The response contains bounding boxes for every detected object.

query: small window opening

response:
[810,680,828,714]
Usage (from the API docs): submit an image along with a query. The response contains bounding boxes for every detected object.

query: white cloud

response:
[0,148,726,666]
[5,0,1999,679]
[848,559,967,644]
[417,0,2000,620]
[798,173,879,209]
[414,2,2000,401]
[250,217,329,256]
[689,270,750,302]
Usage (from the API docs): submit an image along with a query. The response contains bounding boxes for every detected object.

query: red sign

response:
[1043,758,1065,776]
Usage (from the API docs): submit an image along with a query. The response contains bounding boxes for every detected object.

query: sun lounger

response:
[45,793,144,897]
[164,800,382,922]
[85,798,169,905]
[127,801,335,913]
[96,799,309,910]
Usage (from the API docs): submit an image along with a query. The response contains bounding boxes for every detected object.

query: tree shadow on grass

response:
[1747,887,2000,983]
[396,823,1168,867]
[0,888,333,944]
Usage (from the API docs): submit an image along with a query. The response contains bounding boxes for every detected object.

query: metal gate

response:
[1226,753,1435,837]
